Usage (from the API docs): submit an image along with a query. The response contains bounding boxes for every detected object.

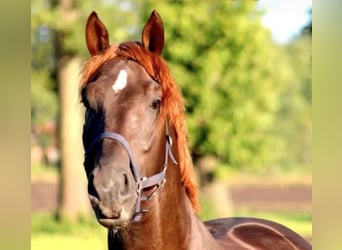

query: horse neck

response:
[112,160,220,250]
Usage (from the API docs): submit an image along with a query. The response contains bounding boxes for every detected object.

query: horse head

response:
[81,11,198,230]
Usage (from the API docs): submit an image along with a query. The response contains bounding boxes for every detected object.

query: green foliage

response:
[31,1,59,130]
[31,71,58,127]
[275,36,312,168]
[57,2,141,58]
[141,1,303,170]
[31,70,58,150]
[32,0,142,59]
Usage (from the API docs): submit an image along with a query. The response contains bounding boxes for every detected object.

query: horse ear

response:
[85,11,110,56]
[142,10,164,55]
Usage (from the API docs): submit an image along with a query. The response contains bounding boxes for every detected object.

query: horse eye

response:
[150,99,161,110]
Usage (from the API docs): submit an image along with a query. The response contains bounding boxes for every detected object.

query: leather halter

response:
[85,122,178,222]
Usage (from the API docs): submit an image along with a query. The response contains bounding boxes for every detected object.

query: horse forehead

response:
[101,59,152,86]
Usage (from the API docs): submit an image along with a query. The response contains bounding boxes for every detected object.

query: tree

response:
[54,0,91,221]
[274,9,312,169]
[31,0,141,221]
[140,1,293,172]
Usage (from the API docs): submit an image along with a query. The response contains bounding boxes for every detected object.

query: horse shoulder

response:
[204,217,311,250]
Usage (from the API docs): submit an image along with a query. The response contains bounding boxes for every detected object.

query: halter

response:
[85,122,178,222]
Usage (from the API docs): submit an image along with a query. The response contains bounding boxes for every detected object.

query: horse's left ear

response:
[142,10,164,55]
[85,11,110,56]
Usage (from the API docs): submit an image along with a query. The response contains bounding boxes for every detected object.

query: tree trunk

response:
[58,56,90,220]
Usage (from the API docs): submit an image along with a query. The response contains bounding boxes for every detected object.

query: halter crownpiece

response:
[85,121,177,222]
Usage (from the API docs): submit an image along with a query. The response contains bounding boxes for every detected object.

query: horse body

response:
[80,10,311,250]
[205,218,311,250]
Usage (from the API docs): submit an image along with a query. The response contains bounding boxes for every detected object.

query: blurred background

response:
[31,0,312,249]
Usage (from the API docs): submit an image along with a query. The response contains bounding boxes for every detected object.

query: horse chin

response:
[97,208,132,229]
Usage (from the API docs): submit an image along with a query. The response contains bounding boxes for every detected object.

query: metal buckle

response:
[146,179,166,201]
[133,209,149,222]
[137,177,147,195]
[166,134,173,146]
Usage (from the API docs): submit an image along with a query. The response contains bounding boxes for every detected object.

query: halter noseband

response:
[85,122,177,222]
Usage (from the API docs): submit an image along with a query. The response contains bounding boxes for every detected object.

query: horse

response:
[80,10,311,250]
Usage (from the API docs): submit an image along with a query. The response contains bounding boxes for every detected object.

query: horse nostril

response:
[123,173,129,186]
[121,173,131,196]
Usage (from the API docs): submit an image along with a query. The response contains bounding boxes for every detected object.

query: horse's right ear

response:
[85,11,110,56]
[142,10,164,55]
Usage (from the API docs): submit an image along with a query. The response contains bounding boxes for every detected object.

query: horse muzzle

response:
[88,167,138,229]
[89,193,137,229]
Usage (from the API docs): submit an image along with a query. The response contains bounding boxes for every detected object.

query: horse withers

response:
[80,10,311,250]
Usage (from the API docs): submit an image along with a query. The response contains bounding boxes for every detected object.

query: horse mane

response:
[80,42,200,213]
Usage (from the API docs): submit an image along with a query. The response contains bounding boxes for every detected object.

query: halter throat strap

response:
[86,122,177,222]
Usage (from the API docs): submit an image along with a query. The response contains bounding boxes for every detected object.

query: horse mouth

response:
[98,218,129,229]
[89,194,135,228]
[96,206,132,229]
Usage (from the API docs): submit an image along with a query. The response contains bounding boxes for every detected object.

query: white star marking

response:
[112,69,128,93]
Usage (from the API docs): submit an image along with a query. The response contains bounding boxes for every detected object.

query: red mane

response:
[80,42,200,213]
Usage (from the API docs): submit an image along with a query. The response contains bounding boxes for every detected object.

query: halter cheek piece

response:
[85,122,177,222]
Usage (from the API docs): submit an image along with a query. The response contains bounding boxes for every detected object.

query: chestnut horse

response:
[80,10,311,250]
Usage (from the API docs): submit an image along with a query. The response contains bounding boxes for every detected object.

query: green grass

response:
[31,164,58,182]
[31,213,107,250]
[32,234,107,250]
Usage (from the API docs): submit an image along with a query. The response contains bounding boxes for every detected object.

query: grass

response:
[31,213,107,250]
[31,164,59,182]
[32,234,107,250]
